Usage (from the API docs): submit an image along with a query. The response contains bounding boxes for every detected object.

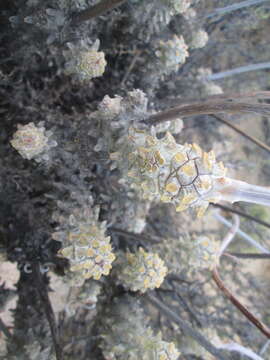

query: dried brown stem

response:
[212,266,270,339]
[211,114,270,154]
[71,0,126,24]
[146,101,270,125]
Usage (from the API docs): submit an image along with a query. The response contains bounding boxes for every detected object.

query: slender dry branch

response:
[32,262,62,360]
[210,114,270,154]
[145,101,270,125]
[145,293,230,360]
[206,0,269,19]
[212,266,270,339]
[211,203,270,230]
[227,252,270,259]
[206,62,270,81]
[71,0,126,24]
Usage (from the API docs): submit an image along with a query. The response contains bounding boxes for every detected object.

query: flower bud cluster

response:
[155,35,189,73]
[89,89,148,156]
[117,248,168,293]
[111,128,227,217]
[100,295,180,360]
[64,39,106,81]
[188,236,219,270]
[161,0,191,15]
[10,122,57,162]
[52,195,115,283]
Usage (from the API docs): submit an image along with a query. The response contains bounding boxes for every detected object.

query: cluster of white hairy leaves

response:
[155,118,183,135]
[188,236,219,270]
[197,67,224,95]
[152,234,219,273]
[155,35,189,73]
[65,280,102,315]
[64,39,106,81]
[190,29,209,49]
[111,128,227,217]
[52,195,115,284]
[90,89,148,156]
[24,341,56,360]
[10,122,57,162]
[100,295,181,360]
[110,196,151,234]
[116,248,168,293]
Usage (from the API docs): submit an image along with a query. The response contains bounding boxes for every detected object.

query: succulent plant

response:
[112,127,270,217]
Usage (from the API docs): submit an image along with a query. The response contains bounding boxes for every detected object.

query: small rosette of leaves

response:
[10,122,57,162]
[117,248,168,293]
[53,198,115,283]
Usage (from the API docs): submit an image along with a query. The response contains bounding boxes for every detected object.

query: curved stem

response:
[212,266,270,339]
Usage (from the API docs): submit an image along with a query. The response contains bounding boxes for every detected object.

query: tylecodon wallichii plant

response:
[111,127,270,217]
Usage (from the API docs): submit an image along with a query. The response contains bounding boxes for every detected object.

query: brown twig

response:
[145,100,270,125]
[211,203,270,230]
[212,266,270,338]
[211,114,270,154]
[32,262,62,360]
[71,0,126,24]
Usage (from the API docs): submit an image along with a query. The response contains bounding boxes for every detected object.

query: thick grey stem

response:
[219,178,270,207]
